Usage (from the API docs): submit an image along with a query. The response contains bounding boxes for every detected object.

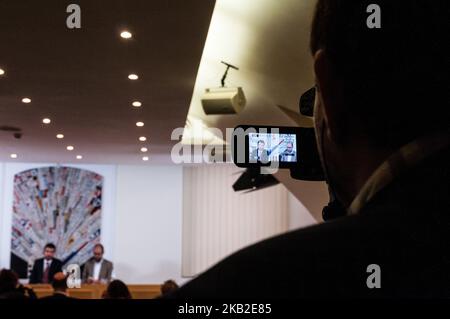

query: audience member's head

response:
[43,243,56,260]
[0,269,18,294]
[93,243,104,262]
[161,279,179,296]
[103,280,131,299]
[52,272,68,294]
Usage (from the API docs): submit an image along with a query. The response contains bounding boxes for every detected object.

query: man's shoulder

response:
[103,259,113,267]
[53,258,63,265]
[226,212,387,268]
[175,203,448,298]
[84,258,95,265]
[175,215,384,298]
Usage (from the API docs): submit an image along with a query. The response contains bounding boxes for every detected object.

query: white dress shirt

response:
[93,259,103,281]
[43,259,52,274]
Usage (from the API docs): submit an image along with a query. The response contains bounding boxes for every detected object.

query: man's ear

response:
[313,50,347,144]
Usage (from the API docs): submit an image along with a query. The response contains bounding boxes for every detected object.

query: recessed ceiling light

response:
[132,101,142,107]
[140,147,148,152]
[128,74,138,80]
[0,68,5,75]
[22,97,31,103]
[10,153,18,159]
[139,136,147,142]
[120,31,132,39]
[42,118,51,124]
[66,145,74,151]
[76,155,83,160]
[56,134,64,139]
[136,122,144,127]
[142,156,149,161]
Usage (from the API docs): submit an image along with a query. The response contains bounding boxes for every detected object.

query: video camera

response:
[231,87,324,181]
[231,87,347,220]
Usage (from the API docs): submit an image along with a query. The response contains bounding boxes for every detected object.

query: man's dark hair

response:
[310,0,448,148]
[44,243,56,251]
[51,273,67,292]
[104,280,132,299]
[0,269,18,294]
[257,140,265,144]
[161,279,179,295]
[94,243,104,253]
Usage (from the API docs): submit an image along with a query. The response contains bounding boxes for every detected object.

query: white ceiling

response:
[0,0,215,164]
[187,0,316,139]
[0,0,318,165]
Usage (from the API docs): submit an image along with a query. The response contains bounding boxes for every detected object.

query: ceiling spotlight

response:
[10,153,18,159]
[142,156,149,161]
[56,134,64,139]
[132,101,142,107]
[136,122,144,127]
[120,31,132,39]
[66,145,74,151]
[42,118,51,124]
[128,74,138,80]
[76,155,83,160]
[22,97,31,103]
[0,68,5,75]
[140,147,148,152]
[139,136,147,142]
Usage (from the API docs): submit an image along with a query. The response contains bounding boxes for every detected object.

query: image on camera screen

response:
[248,132,297,163]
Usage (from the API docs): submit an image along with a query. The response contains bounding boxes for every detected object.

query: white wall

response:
[182,164,290,277]
[287,192,317,230]
[114,165,184,284]
[275,169,329,221]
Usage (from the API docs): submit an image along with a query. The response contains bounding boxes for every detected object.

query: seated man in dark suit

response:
[40,272,75,299]
[29,243,63,284]
[250,140,269,163]
[170,1,449,298]
[82,244,113,284]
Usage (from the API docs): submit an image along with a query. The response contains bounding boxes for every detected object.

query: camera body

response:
[231,87,347,221]
[231,87,324,181]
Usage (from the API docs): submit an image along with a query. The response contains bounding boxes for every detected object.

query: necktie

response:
[42,261,50,283]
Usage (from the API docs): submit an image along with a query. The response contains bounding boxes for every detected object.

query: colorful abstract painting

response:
[10,166,103,277]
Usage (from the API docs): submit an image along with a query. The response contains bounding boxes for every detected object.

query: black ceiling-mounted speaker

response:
[232,167,279,193]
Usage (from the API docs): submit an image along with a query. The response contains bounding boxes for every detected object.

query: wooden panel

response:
[128,285,162,299]
[68,289,96,299]
[33,288,54,298]
[29,284,161,299]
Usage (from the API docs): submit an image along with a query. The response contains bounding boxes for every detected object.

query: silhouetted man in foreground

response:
[171,0,449,298]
